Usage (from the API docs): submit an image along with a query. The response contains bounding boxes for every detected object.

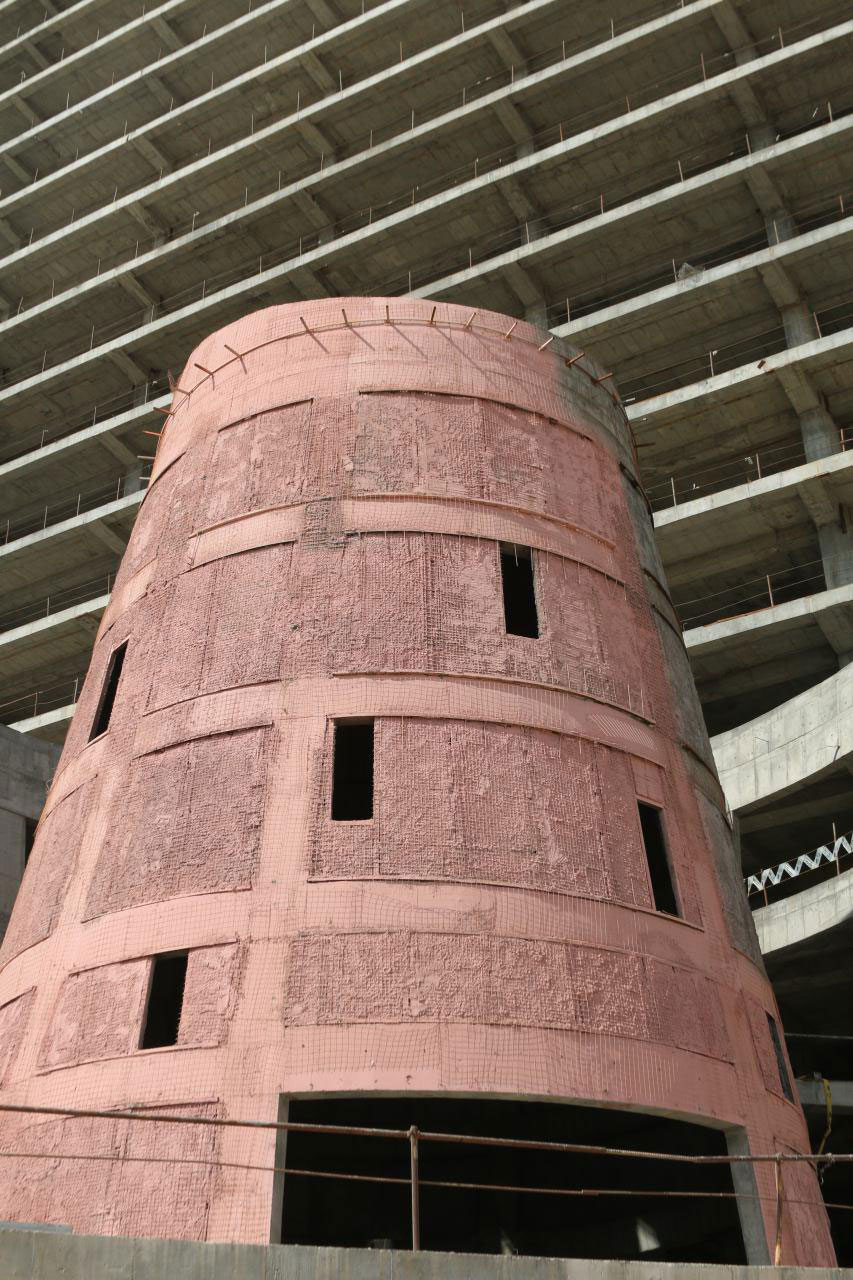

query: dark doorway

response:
[280,1096,746,1262]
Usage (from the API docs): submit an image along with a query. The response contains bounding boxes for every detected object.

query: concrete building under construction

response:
[0,0,850,1264]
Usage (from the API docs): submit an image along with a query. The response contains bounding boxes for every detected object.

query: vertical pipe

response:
[774,1157,784,1265]
[409,1126,420,1251]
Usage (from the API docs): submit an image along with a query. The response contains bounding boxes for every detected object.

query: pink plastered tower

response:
[0,298,833,1262]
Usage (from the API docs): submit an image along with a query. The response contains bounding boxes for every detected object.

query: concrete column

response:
[725,1128,771,1264]
[124,463,146,494]
[816,520,853,594]
[0,809,26,941]
[800,405,841,462]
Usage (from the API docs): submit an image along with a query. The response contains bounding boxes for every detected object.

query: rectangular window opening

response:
[141,952,188,1050]
[500,543,539,638]
[331,720,374,821]
[766,1013,794,1102]
[638,802,680,917]
[23,818,37,866]
[89,640,128,740]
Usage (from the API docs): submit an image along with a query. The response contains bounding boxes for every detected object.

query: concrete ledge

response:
[711,663,853,814]
[753,864,853,956]
[0,1232,844,1280]
[684,584,853,658]
[10,702,75,737]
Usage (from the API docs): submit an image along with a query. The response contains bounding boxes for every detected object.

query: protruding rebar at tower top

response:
[0,298,835,1265]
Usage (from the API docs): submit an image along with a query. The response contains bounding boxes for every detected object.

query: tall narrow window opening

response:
[89,640,128,740]
[500,544,539,638]
[331,720,374,821]
[23,819,37,866]
[141,952,188,1049]
[638,802,680,917]
[766,1013,794,1102]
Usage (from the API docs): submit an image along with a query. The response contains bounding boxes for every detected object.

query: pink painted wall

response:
[0,298,833,1262]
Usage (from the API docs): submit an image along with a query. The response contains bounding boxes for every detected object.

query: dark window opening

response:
[331,720,374,821]
[280,1096,746,1263]
[638,802,680,917]
[140,952,188,1050]
[89,640,128,740]
[500,544,539,638]
[766,1013,794,1102]
[23,819,37,866]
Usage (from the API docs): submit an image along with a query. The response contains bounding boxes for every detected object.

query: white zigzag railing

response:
[746,832,853,896]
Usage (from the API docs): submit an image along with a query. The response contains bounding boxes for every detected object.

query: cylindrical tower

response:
[0,299,833,1264]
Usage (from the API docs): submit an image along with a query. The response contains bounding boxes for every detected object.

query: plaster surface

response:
[0,299,832,1263]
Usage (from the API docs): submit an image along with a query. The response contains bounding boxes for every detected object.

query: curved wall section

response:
[0,299,833,1262]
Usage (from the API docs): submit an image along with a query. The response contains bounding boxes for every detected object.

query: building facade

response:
[0,0,850,1258]
[0,299,834,1262]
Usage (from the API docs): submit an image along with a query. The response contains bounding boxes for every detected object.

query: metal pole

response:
[774,1156,784,1265]
[409,1125,420,1251]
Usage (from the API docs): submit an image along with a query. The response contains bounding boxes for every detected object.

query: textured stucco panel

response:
[0,781,92,964]
[309,718,659,908]
[39,959,149,1069]
[0,1103,221,1239]
[284,932,731,1060]
[0,988,34,1085]
[178,943,243,1048]
[84,729,267,918]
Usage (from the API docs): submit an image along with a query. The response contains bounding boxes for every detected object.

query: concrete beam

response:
[130,135,173,175]
[88,519,129,555]
[685,583,853,659]
[116,272,158,311]
[0,492,142,568]
[559,215,853,347]
[712,662,853,815]
[10,703,74,735]
[0,1230,845,1280]
[301,49,337,95]
[0,0,837,315]
[753,867,853,958]
[0,397,166,485]
[150,15,183,52]
[106,349,149,385]
[799,1078,853,1115]
[0,594,110,654]
[796,475,840,529]
[625,328,853,424]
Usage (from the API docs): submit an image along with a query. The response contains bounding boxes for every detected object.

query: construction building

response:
[0,0,850,1262]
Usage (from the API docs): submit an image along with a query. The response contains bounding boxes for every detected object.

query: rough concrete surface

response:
[0,1232,848,1280]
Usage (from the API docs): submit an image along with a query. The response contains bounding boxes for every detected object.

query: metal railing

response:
[677,558,826,629]
[0,379,168,467]
[648,428,853,512]
[746,831,853,906]
[0,674,85,725]
[0,1100,849,1265]
[0,473,143,546]
[618,292,853,404]
[0,574,114,634]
